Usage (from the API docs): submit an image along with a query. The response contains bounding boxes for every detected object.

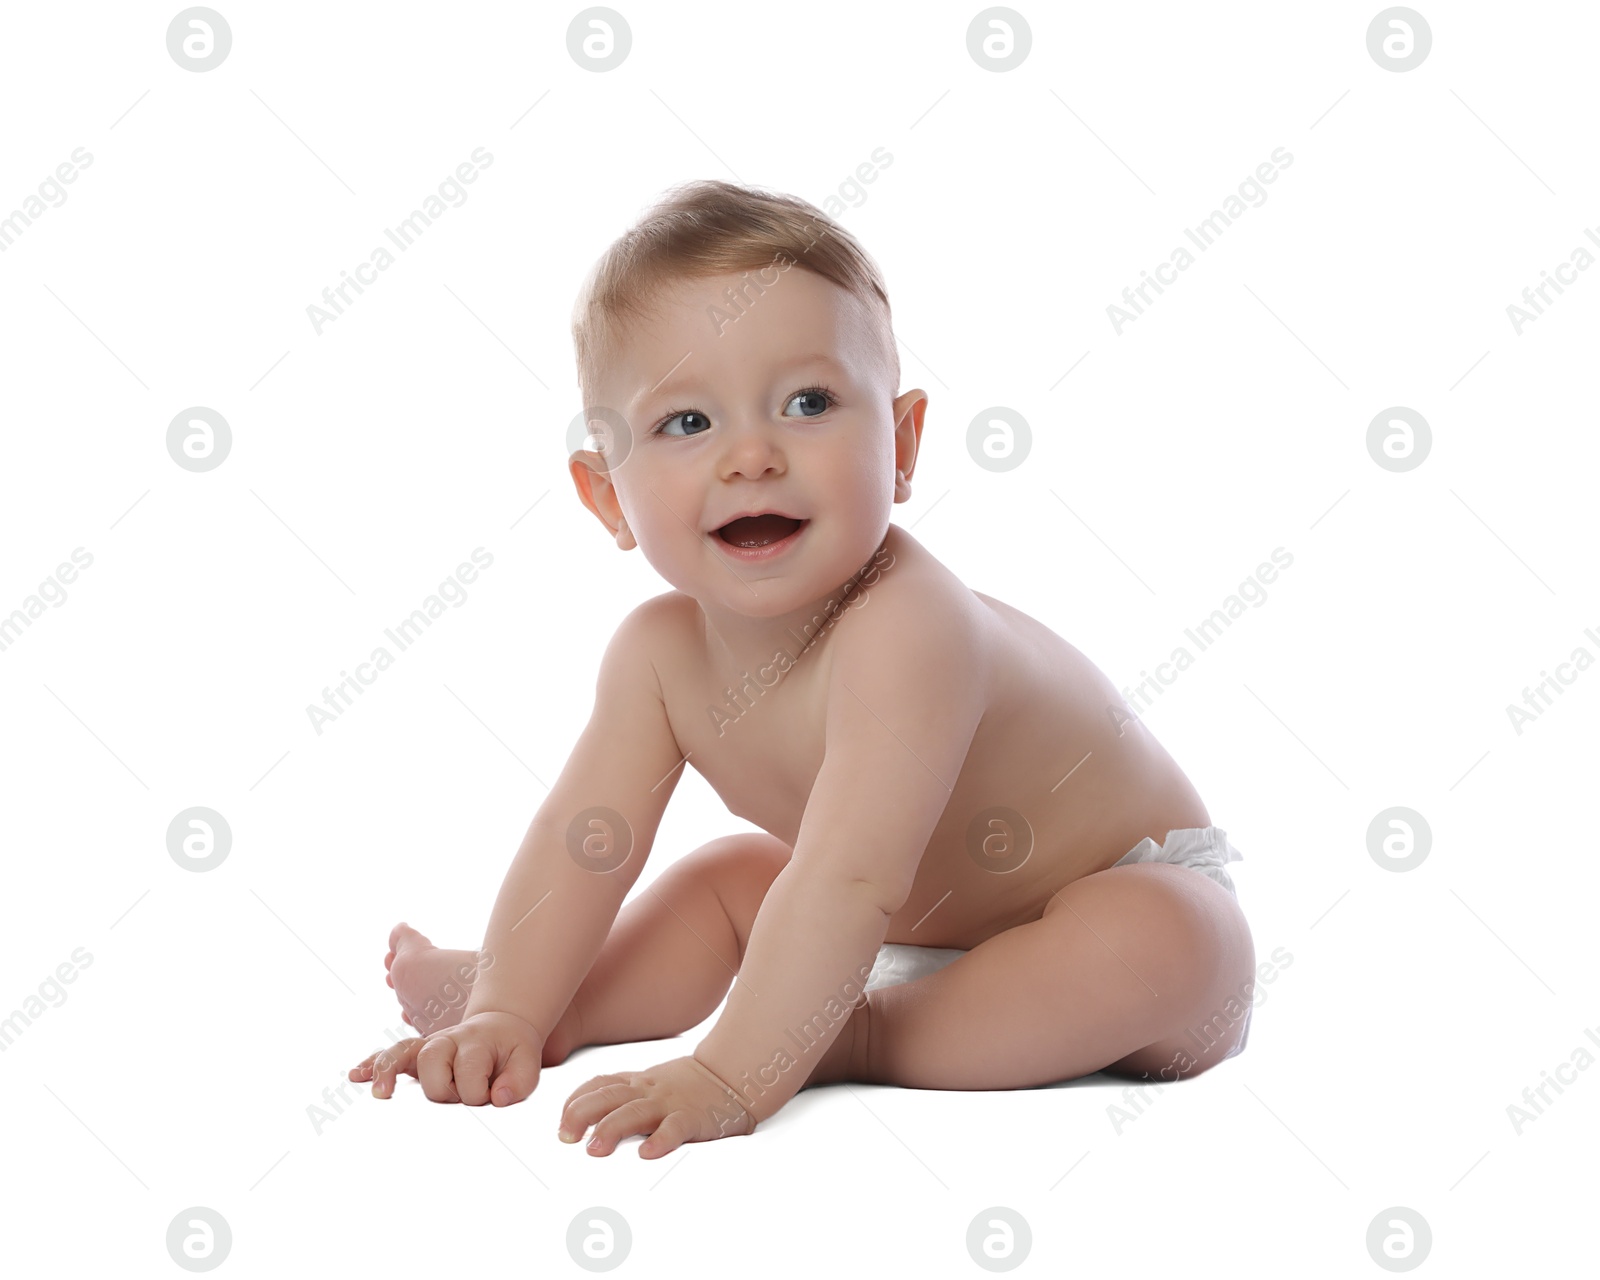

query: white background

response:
[2,1,1596,1274]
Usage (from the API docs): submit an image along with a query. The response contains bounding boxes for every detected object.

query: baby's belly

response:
[878,827,1108,950]
[878,764,1208,949]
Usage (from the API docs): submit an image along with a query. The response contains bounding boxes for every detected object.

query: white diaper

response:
[1110,825,1244,899]
[863,942,968,993]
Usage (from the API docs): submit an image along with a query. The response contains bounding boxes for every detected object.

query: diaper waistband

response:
[1112,825,1244,896]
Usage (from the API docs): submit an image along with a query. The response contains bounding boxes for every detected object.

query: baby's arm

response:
[465,597,685,1034]
[693,596,988,1123]
[390,598,687,1103]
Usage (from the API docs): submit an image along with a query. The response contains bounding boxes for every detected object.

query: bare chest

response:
[656,591,1210,949]
[662,642,830,847]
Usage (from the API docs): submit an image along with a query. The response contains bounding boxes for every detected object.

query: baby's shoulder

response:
[829,529,994,669]
[624,587,699,625]
[616,589,700,649]
[863,524,991,626]
[605,590,701,685]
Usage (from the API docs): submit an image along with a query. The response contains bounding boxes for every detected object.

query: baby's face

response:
[580,265,921,617]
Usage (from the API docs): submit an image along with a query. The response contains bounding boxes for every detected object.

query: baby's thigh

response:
[651,832,792,962]
[1073,863,1255,1078]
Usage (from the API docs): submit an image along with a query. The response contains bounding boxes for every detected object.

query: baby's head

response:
[568,180,926,618]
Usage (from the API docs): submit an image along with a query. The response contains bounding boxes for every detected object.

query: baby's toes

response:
[389,921,432,954]
[387,923,431,988]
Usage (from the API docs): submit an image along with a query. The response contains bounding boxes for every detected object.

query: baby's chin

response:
[683,572,833,619]
[660,541,874,618]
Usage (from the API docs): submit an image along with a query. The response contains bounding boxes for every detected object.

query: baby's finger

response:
[452,1039,496,1107]
[366,1037,424,1097]
[558,1081,639,1143]
[349,1050,382,1081]
[350,1041,405,1080]
[416,1034,463,1104]
[586,1097,661,1157]
[639,1110,695,1159]
[489,1041,541,1107]
[351,1035,415,1077]
[562,1072,628,1109]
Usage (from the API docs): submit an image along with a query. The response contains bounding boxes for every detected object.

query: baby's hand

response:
[558,1054,756,1158]
[349,1010,543,1106]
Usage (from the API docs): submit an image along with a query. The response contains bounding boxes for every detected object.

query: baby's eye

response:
[657,410,712,438]
[784,387,833,417]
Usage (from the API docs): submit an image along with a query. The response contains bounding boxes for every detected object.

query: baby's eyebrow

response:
[632,352,847,410]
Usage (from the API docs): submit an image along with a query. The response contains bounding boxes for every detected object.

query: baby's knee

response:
[669,832,791,895]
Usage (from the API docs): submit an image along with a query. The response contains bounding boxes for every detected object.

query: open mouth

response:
[715,513,807,548]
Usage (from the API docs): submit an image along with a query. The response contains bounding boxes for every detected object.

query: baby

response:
[350,180,1256,1158]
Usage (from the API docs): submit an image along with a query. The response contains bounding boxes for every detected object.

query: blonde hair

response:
[571,179,900,414]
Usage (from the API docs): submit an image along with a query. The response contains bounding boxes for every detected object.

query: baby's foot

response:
[385,923,486,1035]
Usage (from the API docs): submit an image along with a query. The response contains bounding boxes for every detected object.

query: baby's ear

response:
[569,452,629,545]
[891,388,928,497]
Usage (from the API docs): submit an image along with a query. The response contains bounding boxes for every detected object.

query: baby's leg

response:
[387,832,807,1067]
[844,862,1256,1089]
[384,927,496,1034]
[544,832,795,1061]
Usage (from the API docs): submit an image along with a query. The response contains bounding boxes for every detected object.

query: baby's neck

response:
[697,533,891,681]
